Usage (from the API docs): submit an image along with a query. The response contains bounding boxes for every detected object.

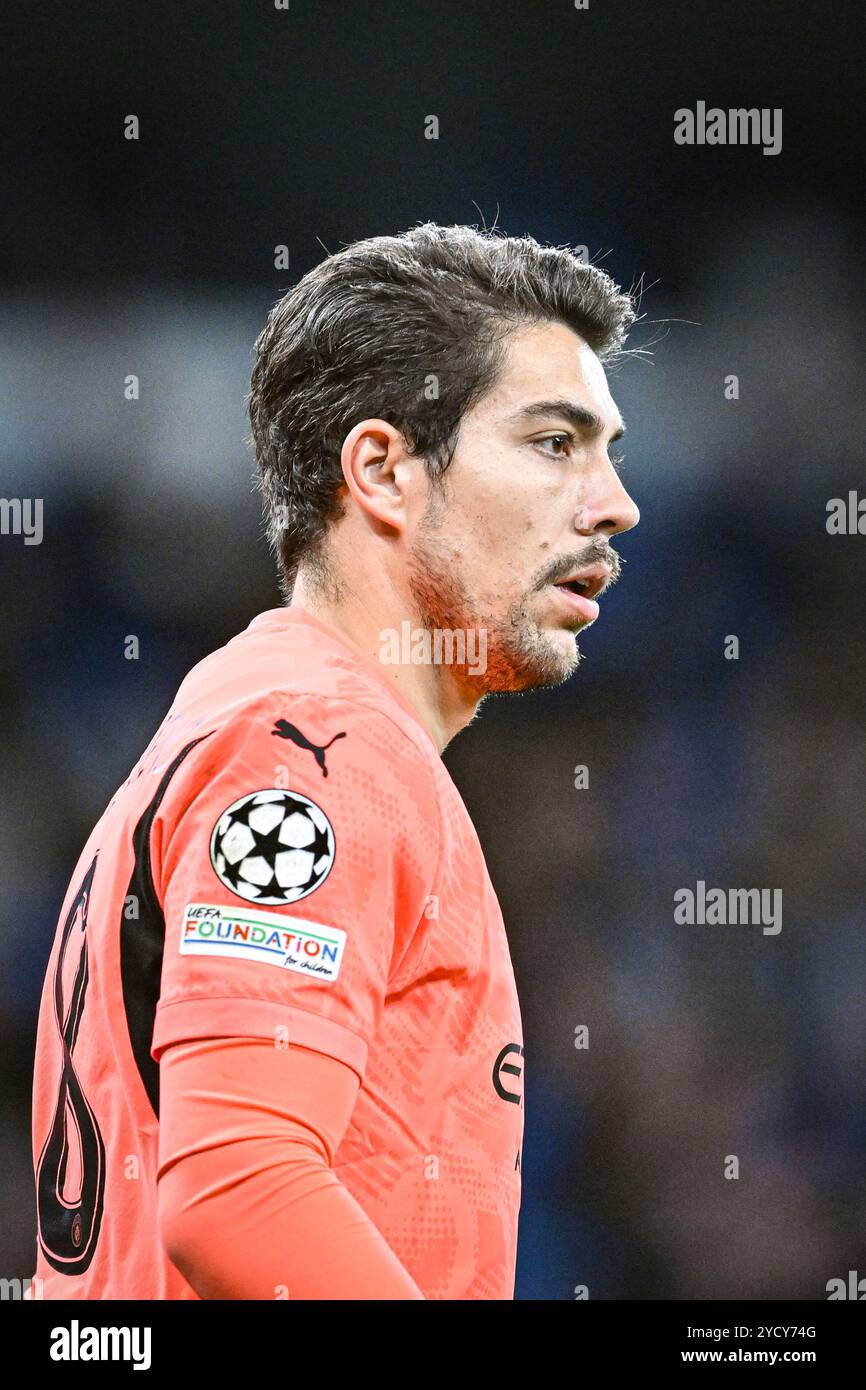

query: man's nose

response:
[574,466,640,537]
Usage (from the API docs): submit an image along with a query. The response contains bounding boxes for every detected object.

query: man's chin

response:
[524,636,583,689]
[475,626,583,694]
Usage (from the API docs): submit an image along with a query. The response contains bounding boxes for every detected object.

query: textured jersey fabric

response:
[156,1036,426,1299]
[30,605,524,1299]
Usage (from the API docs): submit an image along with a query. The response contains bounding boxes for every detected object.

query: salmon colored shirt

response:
[30,606,525,1299]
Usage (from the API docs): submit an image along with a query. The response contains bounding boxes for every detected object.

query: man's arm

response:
[157,1035,425,1300]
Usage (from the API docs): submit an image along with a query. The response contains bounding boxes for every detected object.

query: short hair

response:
[248,222,636,595]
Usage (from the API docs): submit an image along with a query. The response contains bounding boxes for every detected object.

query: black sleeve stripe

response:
[121,733,215,1117]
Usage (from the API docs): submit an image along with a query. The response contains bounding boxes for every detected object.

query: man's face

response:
[406,319,641,693]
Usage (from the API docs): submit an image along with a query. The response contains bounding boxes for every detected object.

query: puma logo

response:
[271,720,346,777]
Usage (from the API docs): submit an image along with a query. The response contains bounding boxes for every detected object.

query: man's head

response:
[249,222,640,696]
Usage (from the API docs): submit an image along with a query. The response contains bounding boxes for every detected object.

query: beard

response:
[405,502,583,695]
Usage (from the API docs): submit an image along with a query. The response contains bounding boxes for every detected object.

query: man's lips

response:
[549,562,612,624]
[551,583,600,623]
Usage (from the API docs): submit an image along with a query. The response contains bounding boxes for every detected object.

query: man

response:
[30,222,640,1299]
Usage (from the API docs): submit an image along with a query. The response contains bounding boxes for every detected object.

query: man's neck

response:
[288,577,481,754]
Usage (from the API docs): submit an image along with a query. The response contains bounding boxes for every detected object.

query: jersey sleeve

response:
[149,691,442,1082]
[156,1037,426,1299]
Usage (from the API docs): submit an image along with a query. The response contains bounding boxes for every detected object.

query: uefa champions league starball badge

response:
[209,789,335,905]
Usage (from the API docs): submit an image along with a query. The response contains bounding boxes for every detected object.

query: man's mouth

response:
[550,563,612,624]
[552,581,600,623]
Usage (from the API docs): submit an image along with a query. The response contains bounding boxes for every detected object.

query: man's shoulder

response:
[151,636,448,901]
[167,614,441,797]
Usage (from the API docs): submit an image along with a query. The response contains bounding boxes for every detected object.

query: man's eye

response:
[609,453,626,472]
[536,433,573,456]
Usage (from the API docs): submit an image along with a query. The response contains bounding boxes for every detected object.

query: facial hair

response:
[406,501,586,695]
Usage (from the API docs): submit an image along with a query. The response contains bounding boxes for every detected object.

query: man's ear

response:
[339,418,414,535]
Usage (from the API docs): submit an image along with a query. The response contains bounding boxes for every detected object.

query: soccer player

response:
[30,223,640,1299]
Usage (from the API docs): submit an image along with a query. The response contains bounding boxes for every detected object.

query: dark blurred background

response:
[2,0,863,1299]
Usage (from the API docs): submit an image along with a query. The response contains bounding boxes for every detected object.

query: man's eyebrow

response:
[505,399,626,444]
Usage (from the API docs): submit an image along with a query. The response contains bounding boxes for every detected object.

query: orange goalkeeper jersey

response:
[30,605,524,1299]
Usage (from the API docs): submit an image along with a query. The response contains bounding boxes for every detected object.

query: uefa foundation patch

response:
[181,903,347,981]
